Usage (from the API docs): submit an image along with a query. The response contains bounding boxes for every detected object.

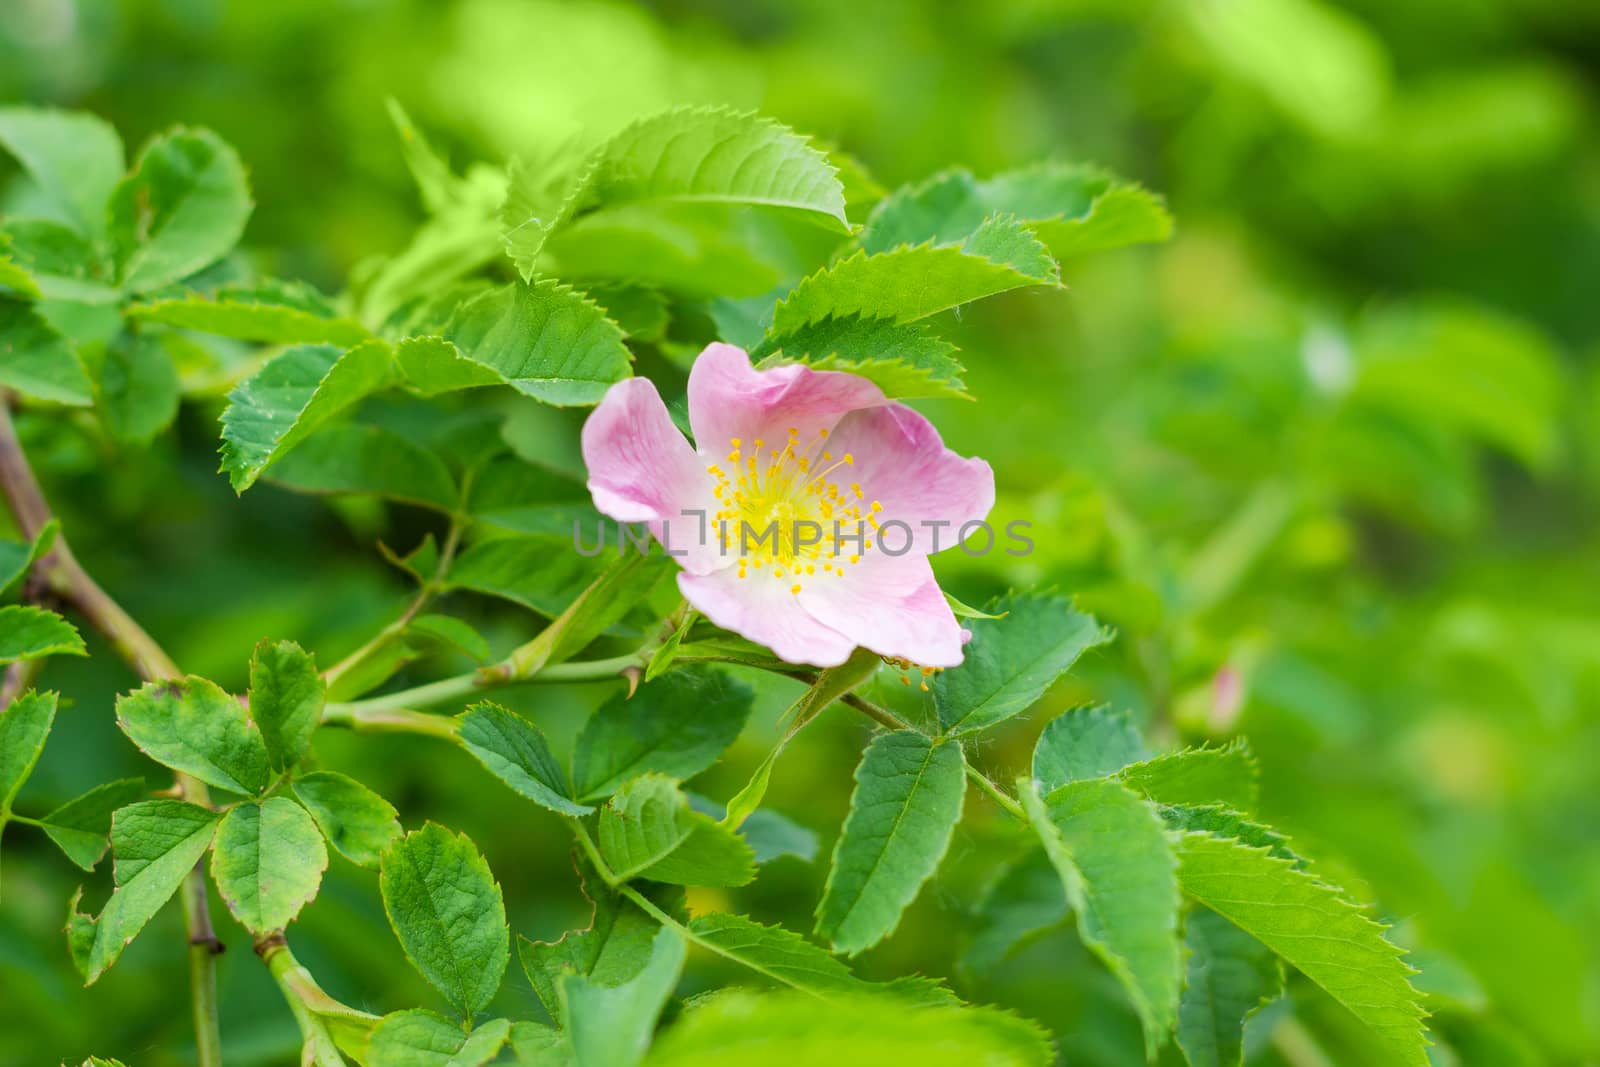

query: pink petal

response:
[825,404,995,556]
[798,552,965,667]
[678,566,857,668]
[687,343,888,453]
[581,377,724,575]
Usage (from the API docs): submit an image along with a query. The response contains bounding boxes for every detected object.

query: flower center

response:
[705,427,884,594]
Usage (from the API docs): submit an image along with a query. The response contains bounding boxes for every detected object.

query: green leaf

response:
[218,338,394,492]
[380,822,510,1018]
[404,280,632,407]
[1176,906,1284,1067]
[115,676,271,795]
[644,991,1053,1067]
[0,253,39,298]
[1031,705,1148,790]
[0,219,118,302]
[39,778,146,871]
[518,875,663,1018]
[684,912,885,999]
[444,534,607,617]
[97,332,180,444]
[722,648,881,832]
[128,290,368,346]
[368,1010,511,1067]
[560,925,686,1067]
[0,298,93,406]
[0,689,57,814]
[598,775,756,887]
[291,770,401,868]
[738,808,819,865]
[862,164,1172,260]
[79,800,220,983]
[0,519,56,597]
[934,593,1110,736]
[586,282,671,342]
[501,150,602,283]
[109,127,252,292]
[582,107,848,230]
[573,668,753,801]
[769,218,1058,335]
[1117,741,1259,813]
[407,614,491,662]
[0,604,86,664]
[0,107,125,239]
[269,422,458,512]
[756,315,968,401]
[1020,777,1183,1056]
[500,550,675,674]
[814,731,965,955]
[247,638,324,772]
[1034,183,1175,258]
[457,702,592,817]
[210,796,328,934]
[1174,831,1429,1066]
[1160,806,1298,864]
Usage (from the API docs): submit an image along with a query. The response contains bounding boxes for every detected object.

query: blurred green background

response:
[3,0,1598,1064]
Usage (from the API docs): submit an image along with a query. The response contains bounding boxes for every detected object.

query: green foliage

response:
[269,423,459,512]
[572,668,752,800]
[75,800,220,983]
[934,593,1110,735]
[38,779,145,871]
[557,925,686,1067]
[0,689,55,814]
[210,797,327,934]
[115,677,270,795]
[0,26,1566,1063]
[367,1010,511,1067]
[0,519,55,596]
[643,991,1053,1066]
[1176,906,1285,1067]
[0,605,86,663]
[504,107,848,284]
[0,108,124,239]
[247,639,323,773]
[108,127,251,292]
[1031,705,1148,789]
[1175,831,1428,1065]
[0,300,93,405]
[815,731,964,955]
[418,280,634,406]
[128,288,368,346]
[219,339,394,492]
[1021,777,1182,1056]
[96,333,179,444]
[598,774,756,887]
[457,701,592,817]
[290,771,401,868]
[381,823,510,1019]
[860,163,1171,260]
[1118,742,1259,813]
[755,316,968,400]
[769,220,1058,337]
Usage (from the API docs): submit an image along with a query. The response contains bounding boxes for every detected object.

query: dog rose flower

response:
[581,344,993,667]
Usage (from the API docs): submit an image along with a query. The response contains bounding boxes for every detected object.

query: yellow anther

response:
[791,583,802,595]
[818,427,829,438]
[871,501,882,513]
[731,437,742,448]
[843,454,854,465]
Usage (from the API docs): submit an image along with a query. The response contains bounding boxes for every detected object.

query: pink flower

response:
[581,344,993,668]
